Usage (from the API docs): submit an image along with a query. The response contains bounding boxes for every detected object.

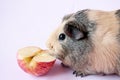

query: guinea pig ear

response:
[64,23,85,40]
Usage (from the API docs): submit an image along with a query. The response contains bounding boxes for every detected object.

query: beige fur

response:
[88,10,120,74]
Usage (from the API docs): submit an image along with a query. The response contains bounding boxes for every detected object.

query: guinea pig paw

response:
[73,71,87,77]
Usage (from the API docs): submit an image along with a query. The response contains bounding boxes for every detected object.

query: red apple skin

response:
[17,59,56,76]
[17,59,32,75]
[31,61,56,76]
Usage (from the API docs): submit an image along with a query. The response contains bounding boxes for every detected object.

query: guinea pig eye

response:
[59,33,66,41]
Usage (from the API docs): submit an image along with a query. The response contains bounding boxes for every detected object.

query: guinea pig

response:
[46,9,120,77]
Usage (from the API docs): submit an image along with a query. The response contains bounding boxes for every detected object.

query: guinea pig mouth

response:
[47,49,56,57]
[48,49,65,61]
[56,54,65,61]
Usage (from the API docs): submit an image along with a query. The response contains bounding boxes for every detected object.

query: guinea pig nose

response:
[48,44,53,49]
[46,42,53,50]
[50,45,53,49]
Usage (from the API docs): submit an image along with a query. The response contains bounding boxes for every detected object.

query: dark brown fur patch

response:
[115,9,120,75]
[115,10,120,19]
[115,10,120,43]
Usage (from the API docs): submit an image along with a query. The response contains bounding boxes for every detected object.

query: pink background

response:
[0,0,120,80]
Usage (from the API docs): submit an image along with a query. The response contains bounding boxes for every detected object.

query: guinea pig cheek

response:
[53,43,65,60]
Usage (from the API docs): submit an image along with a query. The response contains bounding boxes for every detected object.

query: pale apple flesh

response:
[17,46,56,76]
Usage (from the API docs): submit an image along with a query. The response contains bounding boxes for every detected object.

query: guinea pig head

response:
[46,10,93,61]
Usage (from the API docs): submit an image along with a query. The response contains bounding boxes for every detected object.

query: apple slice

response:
[17,46,56,76]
